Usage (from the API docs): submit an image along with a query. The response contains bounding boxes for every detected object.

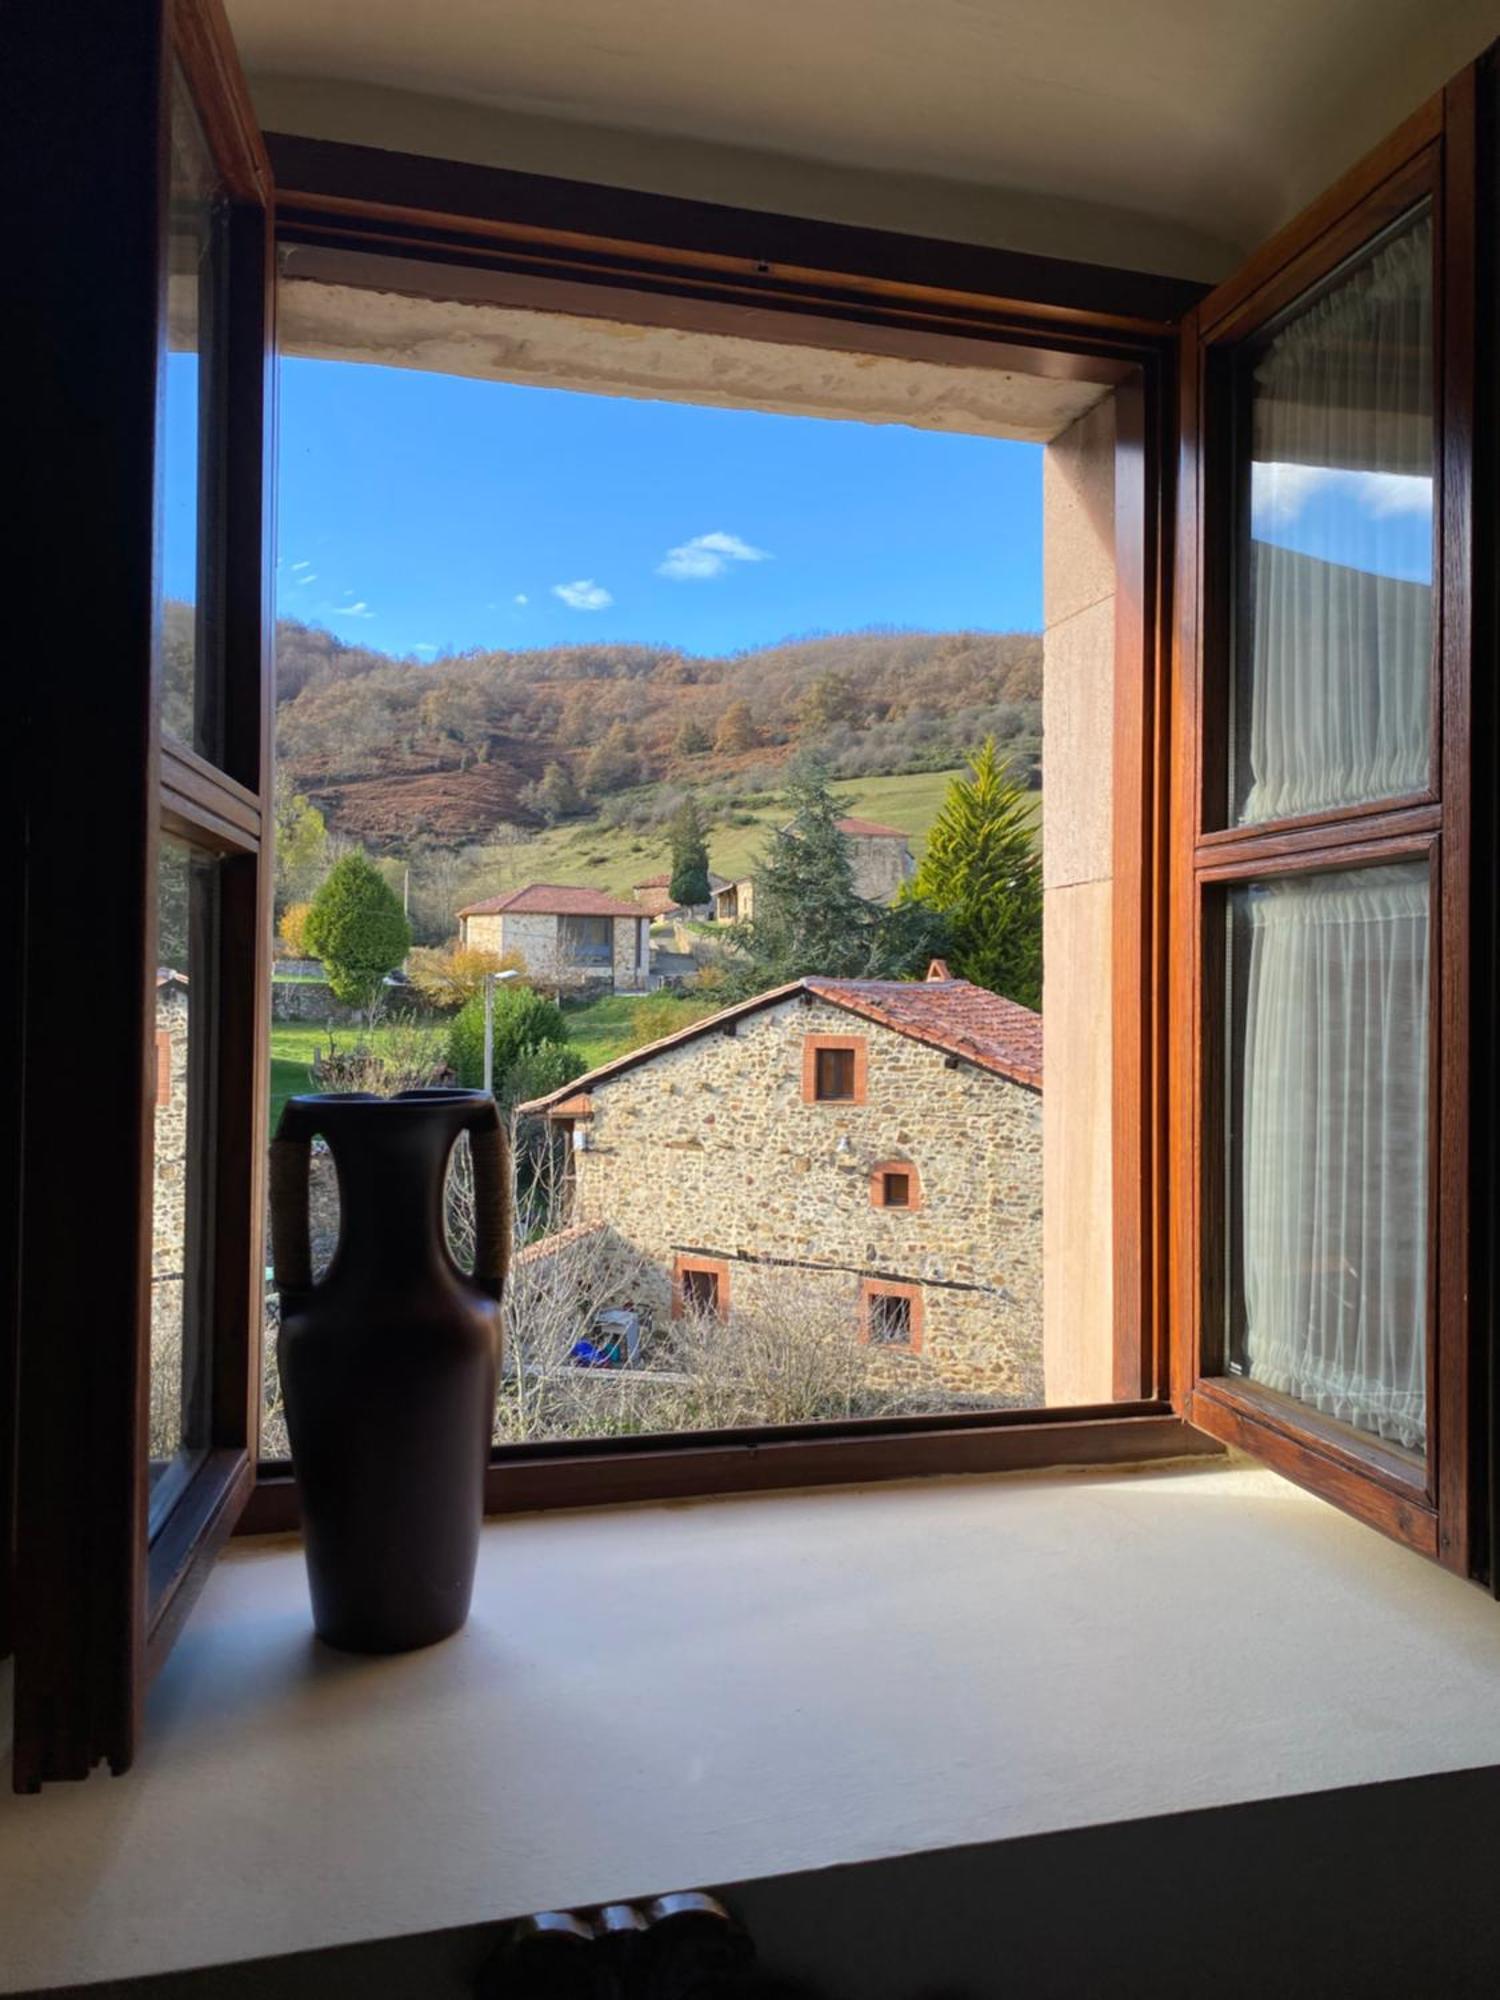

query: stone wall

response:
[564,994,1043,1404]
[1041,392,1117,1406]
[461,909,646,992]
[612,914,649,993]
[847,835,914,905]
[150,983,190,1460]
[271,976,358,1024]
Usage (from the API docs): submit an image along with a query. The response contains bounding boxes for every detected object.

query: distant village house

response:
[711,816,915,924]
[520,962,1043,1403]
[458,884,650,994]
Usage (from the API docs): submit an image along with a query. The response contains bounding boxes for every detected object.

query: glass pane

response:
[151,836,218,1526]
[1225,862,1429,1455]
[1232,206,1433,824]
[159,71,224,758]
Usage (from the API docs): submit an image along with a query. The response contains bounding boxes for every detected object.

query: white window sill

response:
[5,1457,1500,1992]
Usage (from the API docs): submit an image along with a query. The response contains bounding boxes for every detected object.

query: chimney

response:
[925,959,952,982]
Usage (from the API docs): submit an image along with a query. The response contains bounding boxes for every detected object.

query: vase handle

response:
[269,1129,315,1298]
[466,1101,511,1303]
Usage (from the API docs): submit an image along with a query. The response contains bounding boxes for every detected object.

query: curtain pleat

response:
[1241,215,1432,823]
[1239,866,1428,1450]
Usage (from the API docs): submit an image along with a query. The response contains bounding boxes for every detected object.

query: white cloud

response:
[1251,461,1432,530]
[514,593,529,606]
[552,579,613,611]
[296,572,317,585]
[344,601,375,619]
[414,643,438,658]
[289,559,313,574]
[657,530,771,581]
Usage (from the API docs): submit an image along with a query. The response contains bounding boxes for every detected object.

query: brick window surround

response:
[673,1253,731,1320]
[154,1029,172,1108]
[870,1161,922,1211]
[859,1278,924,1351]
[802,1034,868,1104]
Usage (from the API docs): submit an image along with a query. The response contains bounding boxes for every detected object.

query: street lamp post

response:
[481,968,520,1097]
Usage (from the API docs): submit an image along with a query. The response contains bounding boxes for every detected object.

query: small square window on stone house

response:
[870,1161,921,1210]
[802,1034,868,1104]
[860,1278,923,1350]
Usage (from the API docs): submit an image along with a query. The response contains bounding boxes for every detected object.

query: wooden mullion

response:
[1193,823,1440,886]
[160,738,261,853]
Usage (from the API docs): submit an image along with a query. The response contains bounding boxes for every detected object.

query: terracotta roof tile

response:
[518,972,1041,1112]
[458,883,642,919]
[805,976,1041,1089]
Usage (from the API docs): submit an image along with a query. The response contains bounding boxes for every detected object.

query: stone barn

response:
[520,962,1043,1405]
[457,883,650,994]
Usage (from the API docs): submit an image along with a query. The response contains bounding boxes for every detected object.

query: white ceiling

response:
[230,0,1500,278]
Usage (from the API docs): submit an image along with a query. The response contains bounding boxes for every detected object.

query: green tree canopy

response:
[304,852,412,1020]
[668,797,712,908]
[448,984,570,1090]
[727,765,874,990]
[672,717,711,757]
[273,772,329,911]
[904,738,1041,1007]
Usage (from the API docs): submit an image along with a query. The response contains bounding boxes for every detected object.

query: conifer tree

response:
[304,852,413,1023]
[668,797,713,909]
[729,765,874,988]
[904,738,1041,1006]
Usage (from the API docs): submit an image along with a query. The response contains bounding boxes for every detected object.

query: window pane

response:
[1232,207,1433,824]
[152,836,217,1526]
[159,71,224,758]
[1225,861,1429,1454]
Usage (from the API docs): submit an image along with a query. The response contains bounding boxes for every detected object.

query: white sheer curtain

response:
[1240,214,1433,824]
[1237,864,1429,1451]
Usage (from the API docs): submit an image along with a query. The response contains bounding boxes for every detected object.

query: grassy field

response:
[268,991,716,1122]
[506,768,988,897]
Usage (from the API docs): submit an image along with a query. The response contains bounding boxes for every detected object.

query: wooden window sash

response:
[1171,76,1483,1574]
[11,0,273,1790]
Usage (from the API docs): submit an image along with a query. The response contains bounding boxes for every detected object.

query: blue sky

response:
[251,358,1044,658]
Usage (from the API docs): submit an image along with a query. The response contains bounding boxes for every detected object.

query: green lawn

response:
[269,993,717,1122]
[560,990,717,1070]
[268,1023,331,1127]
[503,767,1004,897]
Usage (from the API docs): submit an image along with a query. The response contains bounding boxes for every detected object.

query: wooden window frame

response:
[1171,81,1484,1573]
[12,0,274,1787]
[860,1279,925,1353]
[235,127,1206,1542]
[673,1255,731,1322]
[803,1035,868,1105]
[871,1162,922,1211]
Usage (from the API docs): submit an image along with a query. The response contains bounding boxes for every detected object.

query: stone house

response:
[457,883,650,993]
[519,962,1043,1404]
[710,816,915,925]
[151,971,190,1463]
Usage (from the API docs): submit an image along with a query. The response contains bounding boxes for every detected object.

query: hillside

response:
[272,617,1042,853]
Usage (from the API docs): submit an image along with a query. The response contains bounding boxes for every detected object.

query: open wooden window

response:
[1172,81,1482,1571]
[12,0,274,1787]
[12,0,1494,1796]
